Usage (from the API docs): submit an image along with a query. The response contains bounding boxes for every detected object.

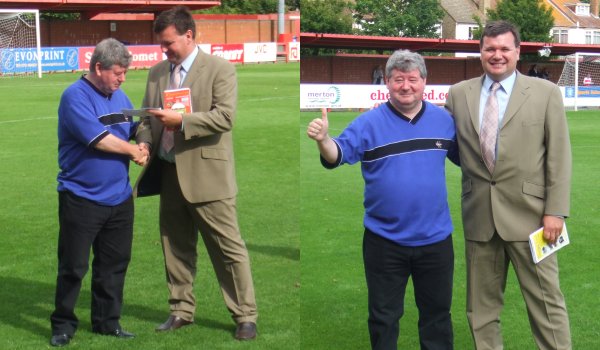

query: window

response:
[575,4,590,16]
[468,26,478,40]
[553,29,569,43]
[584,30,600,44]
[586,31,592,44]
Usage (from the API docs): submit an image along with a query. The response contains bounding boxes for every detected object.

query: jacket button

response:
[491,181,496,186]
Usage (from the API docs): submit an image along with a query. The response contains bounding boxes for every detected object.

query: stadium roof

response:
[0,0,220,18]
[300,32,600,56]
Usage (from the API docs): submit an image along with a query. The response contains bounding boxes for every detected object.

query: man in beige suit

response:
[445,21,572,349]
[134,6,257,340]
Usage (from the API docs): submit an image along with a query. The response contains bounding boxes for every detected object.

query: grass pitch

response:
[1,64,599,349]
[0,62,299,349]
[301,109,600,349]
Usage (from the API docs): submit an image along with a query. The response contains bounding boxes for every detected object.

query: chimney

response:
[591,0,599,17]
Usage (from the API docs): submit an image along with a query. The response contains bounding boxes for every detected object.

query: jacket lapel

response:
[158,63,171,109]
[467,76,484,135]
[182,50,206,89]
[501,73,529,129]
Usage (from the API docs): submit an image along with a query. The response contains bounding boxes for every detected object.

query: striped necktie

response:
[480,82,500,174]
[161,64,182,153]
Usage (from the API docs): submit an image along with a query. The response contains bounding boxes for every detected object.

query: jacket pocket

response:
[522,118,544,126]
[201,148,228,161]
[522,181,545,199]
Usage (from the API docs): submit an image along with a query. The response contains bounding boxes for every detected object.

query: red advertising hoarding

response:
[78,45,163,69]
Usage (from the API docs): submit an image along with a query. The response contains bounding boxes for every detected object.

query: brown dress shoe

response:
[155,315,193,331]
[234,322,257,340]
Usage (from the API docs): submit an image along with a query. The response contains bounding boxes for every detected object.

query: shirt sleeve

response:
[332,117,365,166]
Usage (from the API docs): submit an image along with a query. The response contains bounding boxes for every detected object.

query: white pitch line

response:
[0,116,57,124]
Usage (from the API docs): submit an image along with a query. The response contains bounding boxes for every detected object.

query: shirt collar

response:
[483,71,517,94]
[81,74,112,100]
[174,45,199,74]
[385,100,426,124]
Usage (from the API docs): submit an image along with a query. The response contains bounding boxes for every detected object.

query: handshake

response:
[130,142,150,167]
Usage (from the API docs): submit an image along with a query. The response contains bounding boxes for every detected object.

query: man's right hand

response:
[131,144,148,166]
[306,108,339,164]
[306,108,329,142]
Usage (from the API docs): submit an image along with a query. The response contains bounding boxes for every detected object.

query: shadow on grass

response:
[0,276,232,337]
[246,243,299,261]
[126,303,232,333]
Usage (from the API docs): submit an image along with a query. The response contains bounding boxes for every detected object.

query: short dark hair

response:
[89,38,132,73]
[480,20,521,48]
[154,5,196,38]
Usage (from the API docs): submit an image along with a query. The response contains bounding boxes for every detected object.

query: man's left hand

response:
[542,215,564,244]
[147,109,182,129]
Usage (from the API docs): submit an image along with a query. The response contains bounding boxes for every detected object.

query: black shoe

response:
[50,334,71,347]
[97,329,135,338]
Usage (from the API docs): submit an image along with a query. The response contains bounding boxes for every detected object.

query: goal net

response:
[0,9,42,78]
[557,52,600,110]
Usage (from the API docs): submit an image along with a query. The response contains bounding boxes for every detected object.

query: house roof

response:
[300,32,600,55]
[441,0,485,24]
[546,0,600,28]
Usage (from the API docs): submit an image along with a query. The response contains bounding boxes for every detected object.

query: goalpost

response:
[557,52,600,111]
[0,9,42,78]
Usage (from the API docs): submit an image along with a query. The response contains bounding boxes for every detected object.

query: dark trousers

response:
[363,231,454,350]
[50,191,133,336]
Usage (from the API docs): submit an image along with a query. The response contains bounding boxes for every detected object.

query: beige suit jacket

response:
[134,50,238,203]
[446,73,571,242]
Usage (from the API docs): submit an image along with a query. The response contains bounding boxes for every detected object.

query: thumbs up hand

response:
[306,108,339,164]
[307,108,329,141]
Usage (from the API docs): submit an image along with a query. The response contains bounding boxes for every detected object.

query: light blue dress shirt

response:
[478,71,517,131]
[159,46,200,162]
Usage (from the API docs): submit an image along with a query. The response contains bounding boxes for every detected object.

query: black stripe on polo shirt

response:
[321,140,343,169]
[363,138,454,162]
[98,113,133,126]
[89,130,110,148]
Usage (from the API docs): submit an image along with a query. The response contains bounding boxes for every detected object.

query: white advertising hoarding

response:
[243,42,277,63]
[288,42,300,61]
[300,84,450,109]
[198,44,212,54]
[300,84,595,110]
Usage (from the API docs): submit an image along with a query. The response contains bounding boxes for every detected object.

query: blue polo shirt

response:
[57,76,136,206]
[322,101,457,247]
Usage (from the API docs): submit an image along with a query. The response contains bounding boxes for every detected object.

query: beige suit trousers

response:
[159,161,257,324]
[465,233,570,350]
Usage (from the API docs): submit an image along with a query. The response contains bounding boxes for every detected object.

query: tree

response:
[486,0,554,42]
[353,0,444,38]
[300,0,354,56]
[40,13,80,21]
[200,0,298,14]
[300,0,353,34]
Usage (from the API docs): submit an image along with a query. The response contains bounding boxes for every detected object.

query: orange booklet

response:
[163,88,192,113]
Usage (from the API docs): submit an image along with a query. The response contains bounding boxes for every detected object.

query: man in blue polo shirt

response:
[307,50,458,350]
[50,38,147,347]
